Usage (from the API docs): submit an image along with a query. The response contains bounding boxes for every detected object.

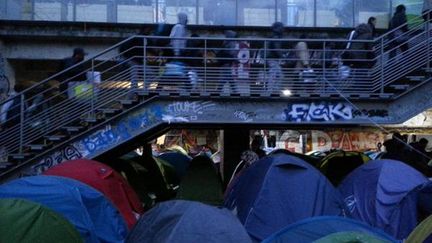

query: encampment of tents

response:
[44,159,144,229]
[339,159,432,240]
[0,198,83,243]
[224,153,347,241]
[0,175,128,243]
[319,150,370,185]
[262,216,396,243]
[126,200,252,243]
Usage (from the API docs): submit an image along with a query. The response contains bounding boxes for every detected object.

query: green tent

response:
[314,231,393,243]
[176,155,223,206]
[0,198,82,243]
[406,214,432,243]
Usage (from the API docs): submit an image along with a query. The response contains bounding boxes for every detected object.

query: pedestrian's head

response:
[271,22,284,36]
[395,4,406,14]
[251,138,262,151]
[177,12,188,25]
[73,47,87,62]
[368,17,376,26]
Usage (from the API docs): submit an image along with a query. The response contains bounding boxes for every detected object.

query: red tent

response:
[44,159,144,229]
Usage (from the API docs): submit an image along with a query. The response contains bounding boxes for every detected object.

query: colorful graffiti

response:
[274,129,384,153]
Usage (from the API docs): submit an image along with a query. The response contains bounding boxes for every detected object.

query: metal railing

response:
[0,10,431,161]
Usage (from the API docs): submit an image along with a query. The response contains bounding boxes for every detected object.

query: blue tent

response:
[224,154,347,241]
[339,159,432,240]
[126,200,252,243]
[157,151,192,178]
[262,216,397,243]
[0,175,128,243]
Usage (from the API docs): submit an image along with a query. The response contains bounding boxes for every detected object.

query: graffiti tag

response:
[29,145,82,175]
[285,102,353,122]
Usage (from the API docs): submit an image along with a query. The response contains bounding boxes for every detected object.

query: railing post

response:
[380,37,384,93]
[91,59,95,117]
[143,37,147,92]
[204,39,207,93]
[322,41,326,78]
[427,13,431,72]
[263,39,267,93]
[19,94,24,154]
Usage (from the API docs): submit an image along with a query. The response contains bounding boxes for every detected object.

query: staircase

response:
[0,10,432,181]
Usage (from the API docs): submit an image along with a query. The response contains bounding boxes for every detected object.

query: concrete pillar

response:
[0,40,15,91]
[107,0,117,23]
[222,127,250,188]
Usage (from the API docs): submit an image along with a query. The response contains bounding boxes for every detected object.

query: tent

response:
[0,198,83,243]
[224,153,347,241]
[269,149,321,167]
[262,216,396,243]
[314,231,393,243]
[176,155,223,205]
[110,155,179,202]
[0,175,128,243]
[157,151,192,178]
[44,159,144,229]
[126,200,252,243]
[339,159,432,240]
[406,213,432,243]
[319,150,370,185]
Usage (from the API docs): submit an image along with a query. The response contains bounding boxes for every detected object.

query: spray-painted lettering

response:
[285,102,353,122]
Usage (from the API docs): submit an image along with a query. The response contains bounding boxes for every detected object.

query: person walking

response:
[266,22,285,94]
[169,12,189,57]
[389,5,409,60]
[58,48,87,95]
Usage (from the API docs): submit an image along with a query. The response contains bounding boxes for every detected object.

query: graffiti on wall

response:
[284,102,353,122]
[164,101,216,122]
[30,101,217,176]
[353,109,389,118]
[311,130,384,151]
[274,130,385,153]
[27,145,82,176]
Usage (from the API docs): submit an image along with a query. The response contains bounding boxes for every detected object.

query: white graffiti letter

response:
[329,103,353,120]
[289,104,309,122]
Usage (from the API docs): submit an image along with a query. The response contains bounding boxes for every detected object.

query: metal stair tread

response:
[27,144,47,151]
[44,134,67,141]
[9,153,34,160]
[62,126,84,132]
[389,84,410,90]
[98,108,121,114]
[119,99,136,105]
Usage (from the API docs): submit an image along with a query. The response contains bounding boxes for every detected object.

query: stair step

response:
[27,144,47,151]
[82,117,98,123]
[44,134,67,142]
[406,76,425,81]
[0,162,15,169]
[9,153,33,160]
[119,99,136,106]
[63,126,84,132]
[98,108,121,115]
[379,93,393,99]
[389,84,410,90]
